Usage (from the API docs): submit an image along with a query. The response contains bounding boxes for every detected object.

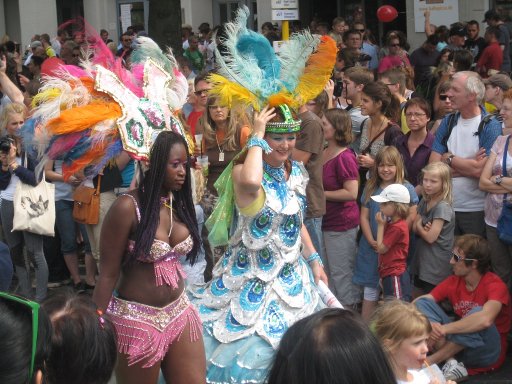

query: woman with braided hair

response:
[92,131,205,384]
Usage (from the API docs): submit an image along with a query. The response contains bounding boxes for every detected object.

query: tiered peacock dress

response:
[190,160,324,383]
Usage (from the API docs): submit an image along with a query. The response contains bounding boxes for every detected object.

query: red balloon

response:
[377,5,398,23]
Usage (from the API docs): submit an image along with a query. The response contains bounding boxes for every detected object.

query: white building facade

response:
[0,0,501,54]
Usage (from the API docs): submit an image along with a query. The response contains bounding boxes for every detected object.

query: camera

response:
[333,79,344,98]
[356,53,372,63]
[0,136,14,154]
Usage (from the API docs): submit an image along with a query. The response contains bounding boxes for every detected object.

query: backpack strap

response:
[475,113,496,138]
[441,112,458,148]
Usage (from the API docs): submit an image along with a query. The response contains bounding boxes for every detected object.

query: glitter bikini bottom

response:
[107,290,202,368]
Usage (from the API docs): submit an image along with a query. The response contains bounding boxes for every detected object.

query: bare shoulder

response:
[109,193,139,222]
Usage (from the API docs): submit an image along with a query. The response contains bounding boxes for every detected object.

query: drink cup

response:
[197,155,209,177]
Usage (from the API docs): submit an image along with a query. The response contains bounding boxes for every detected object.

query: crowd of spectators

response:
[1,6,512,383]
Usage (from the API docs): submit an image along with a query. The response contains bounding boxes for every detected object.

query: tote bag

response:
[12,171,55,236]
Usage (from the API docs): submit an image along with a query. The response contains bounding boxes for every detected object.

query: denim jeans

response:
[304,216,323,260]
[1,200,48,301]
[415,297,501,367]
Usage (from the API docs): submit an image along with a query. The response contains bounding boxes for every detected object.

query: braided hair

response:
[131,131,200,264]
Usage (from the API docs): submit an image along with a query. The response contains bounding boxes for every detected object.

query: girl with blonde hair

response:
[353,146,419,321]
[372,300,456,384]
[413,162,455,297]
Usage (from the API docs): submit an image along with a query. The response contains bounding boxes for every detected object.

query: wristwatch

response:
[495,175,503,185]
[445,154,455,167]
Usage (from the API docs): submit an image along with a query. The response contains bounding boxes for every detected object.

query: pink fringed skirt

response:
[107,290,202,368]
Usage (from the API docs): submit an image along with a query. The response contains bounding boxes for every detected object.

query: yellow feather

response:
[294,36,337,106]
[208,73,260,110]
[32,88,62,107]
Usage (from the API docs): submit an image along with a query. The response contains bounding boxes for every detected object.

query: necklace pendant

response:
[219,152,225,162]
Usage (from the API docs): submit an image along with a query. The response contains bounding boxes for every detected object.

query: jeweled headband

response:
[265,104,301,133]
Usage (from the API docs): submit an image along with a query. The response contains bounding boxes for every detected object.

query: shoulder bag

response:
[73,175,101,225]
[12,168,56,236]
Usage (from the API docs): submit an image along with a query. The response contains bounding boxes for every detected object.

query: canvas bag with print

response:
[12,170,55,236]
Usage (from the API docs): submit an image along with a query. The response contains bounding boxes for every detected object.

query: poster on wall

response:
[414,0,459,33]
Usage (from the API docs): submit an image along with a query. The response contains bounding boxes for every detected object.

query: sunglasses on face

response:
[451,252,478,262]
[0,292,40,380]
[439,94,450,101]
[194,89,208,96]
[390,44,400,47]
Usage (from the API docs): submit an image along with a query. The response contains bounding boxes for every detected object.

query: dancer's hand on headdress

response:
[253,105,276,138]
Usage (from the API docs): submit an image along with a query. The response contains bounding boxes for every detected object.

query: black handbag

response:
[497,136,512,245]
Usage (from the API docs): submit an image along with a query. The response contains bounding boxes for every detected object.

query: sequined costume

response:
[107,195,202,367]
[190,161,324,383]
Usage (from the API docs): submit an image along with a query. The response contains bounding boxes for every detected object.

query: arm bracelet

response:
[305,252,323,267]
[246,136,272,154]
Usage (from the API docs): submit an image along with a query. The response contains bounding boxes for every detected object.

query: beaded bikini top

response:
[123,194,193,263]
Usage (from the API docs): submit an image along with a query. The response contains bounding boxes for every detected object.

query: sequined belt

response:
[107,291,191,332]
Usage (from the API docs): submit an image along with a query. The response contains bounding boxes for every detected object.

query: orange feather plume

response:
[46,102,122,135]
[268,93,295,108]
[294,36,337,106]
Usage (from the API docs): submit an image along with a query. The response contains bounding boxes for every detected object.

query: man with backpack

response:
[429,71,502,237]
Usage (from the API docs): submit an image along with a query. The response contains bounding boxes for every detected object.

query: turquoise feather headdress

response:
[209,5,337,114]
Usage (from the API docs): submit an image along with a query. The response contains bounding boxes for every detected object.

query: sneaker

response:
[47,278,71,288]
[73,281,86,293]
[442,358,468,381]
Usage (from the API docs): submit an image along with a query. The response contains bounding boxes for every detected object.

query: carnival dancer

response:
[23,26,205,384]
[189,6,336,383]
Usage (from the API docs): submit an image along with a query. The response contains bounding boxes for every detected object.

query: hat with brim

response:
[484,74,512,91]
[371,184,410,204]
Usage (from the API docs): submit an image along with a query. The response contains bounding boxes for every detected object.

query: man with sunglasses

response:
[186,72,211,137]
[429,71,502,238]
[414,234,511,381]
[353,22,379,71]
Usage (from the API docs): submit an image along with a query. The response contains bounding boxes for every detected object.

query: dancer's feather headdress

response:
[209,5,336,132]
[25,27,189,180]
[205,7,337,246]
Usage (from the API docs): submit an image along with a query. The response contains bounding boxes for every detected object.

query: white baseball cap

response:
[371,184,410,204]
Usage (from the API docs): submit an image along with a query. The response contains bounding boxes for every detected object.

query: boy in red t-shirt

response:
[414,234,511,381]
[372,184,411,301]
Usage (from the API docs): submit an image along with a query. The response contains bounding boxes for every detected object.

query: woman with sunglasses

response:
[0,292,51,384]
[479,88,512,292]
[431,81,454,134]
[378,34,412,74]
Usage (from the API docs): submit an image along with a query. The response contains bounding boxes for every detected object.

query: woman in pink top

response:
[378,34,411,74]
[321,108,361,307]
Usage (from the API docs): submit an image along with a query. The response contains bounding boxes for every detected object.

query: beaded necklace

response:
[263,161,285,182]
[160,194,174,236]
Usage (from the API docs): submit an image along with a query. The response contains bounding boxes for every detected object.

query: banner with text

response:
[414,0,459,33]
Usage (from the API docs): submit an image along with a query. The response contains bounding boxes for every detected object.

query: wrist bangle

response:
[96,309,105,329]
[247,136,272,154]
[305,252,323,267]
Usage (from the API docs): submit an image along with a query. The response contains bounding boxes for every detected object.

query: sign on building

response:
[414,0,459,33]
